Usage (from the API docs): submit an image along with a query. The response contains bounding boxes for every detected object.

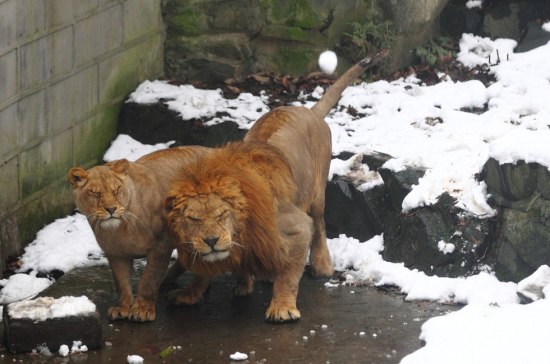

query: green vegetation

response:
[344,19,396,59]
[415,37,457,66]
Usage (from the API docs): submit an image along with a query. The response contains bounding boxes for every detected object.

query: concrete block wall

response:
[0,0,165,269]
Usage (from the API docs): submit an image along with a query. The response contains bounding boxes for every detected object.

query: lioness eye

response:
[94,191,101,198]
[113,186,120,195]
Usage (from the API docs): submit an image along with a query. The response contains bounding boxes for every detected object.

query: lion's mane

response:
[166,141,297,277]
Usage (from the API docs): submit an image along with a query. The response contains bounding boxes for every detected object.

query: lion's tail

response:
[311,48,389,118]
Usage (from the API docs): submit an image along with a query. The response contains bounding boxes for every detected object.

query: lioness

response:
[67,146,210,322]
[165,51,388,322]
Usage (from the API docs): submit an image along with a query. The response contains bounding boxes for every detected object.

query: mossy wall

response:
[0,1,165,269]
[163,0,450,82]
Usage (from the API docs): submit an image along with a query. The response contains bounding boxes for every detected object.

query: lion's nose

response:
[203,237,219,248]
[105,207,116,215]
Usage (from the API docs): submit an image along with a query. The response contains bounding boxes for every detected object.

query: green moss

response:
[20,132,73,199]
[266,0,290,22]
[74,108,119,167]
[273,46,317,75]
[168,9,205,36]
[289,0,318,29]
[16,183,74,247]
[285,26,312,42]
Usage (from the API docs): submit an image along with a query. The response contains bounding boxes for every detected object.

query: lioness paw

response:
[265,304,301,323]
[167,288,203,305]
[108,305,131,321]
[129,302,156,322]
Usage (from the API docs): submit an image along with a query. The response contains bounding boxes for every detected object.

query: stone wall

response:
[0,0,165,269]
[163,0,449,83]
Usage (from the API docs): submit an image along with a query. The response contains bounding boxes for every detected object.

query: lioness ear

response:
[67,168,88,188]
[110,159,130,174]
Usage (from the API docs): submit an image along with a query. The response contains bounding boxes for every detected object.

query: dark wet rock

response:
[382,193,493,278]
[201,120,247,147]
[4,308,102,354]
[118,102,201,146]
[1,267,110,354]
[327,161,491,278]
[118,102,246,147]
[325,180,384,242]
[481,158,550,281]
[441,0,550,44]
[377,166,426,211]
[481,158,550,209]
[439,1,484,39]
[489,199,550,282]
[517,21,550,53]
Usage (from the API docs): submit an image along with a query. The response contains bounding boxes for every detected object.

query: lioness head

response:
[67,159,132,230]
[166,176,247,263]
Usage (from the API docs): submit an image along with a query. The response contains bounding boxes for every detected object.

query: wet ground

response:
[0,263,458,363]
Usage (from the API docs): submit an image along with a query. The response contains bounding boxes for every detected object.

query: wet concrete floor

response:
[0,264,458,363]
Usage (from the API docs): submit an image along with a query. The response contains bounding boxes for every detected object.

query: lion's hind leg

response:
[266,204,312,323]
[309,214,333,277]
[308,197,334,277]
[232,273,254,296]
[167,274,210,305]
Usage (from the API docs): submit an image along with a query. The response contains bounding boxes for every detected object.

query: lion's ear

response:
[67,168,88,188]
[110,159,130,174]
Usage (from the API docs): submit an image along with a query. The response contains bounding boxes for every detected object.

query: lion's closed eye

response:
[186,216,202,224]
[216,210,228,221]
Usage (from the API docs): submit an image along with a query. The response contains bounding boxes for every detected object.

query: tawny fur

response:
[165,55,381,322]
[67,146,210,322]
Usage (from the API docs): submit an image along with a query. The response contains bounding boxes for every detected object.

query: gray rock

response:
[517,21,550,53]
[382,193,491,278]
[325,179,384,242]
[481,158,550,282]
[4,310,102,354]
[118,102,246,147]
[481,158,539,208]
[489,198,550,282]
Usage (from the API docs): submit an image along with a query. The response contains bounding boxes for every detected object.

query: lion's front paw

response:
[167,288,203,305]
[265,303,301,323]
[129,301,156,322]
[108,305,131,321]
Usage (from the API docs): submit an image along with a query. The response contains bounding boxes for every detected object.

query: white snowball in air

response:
[318,50,338,74]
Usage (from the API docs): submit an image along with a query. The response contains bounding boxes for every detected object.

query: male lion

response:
[67,146,210,322]
[165,51,388,322]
